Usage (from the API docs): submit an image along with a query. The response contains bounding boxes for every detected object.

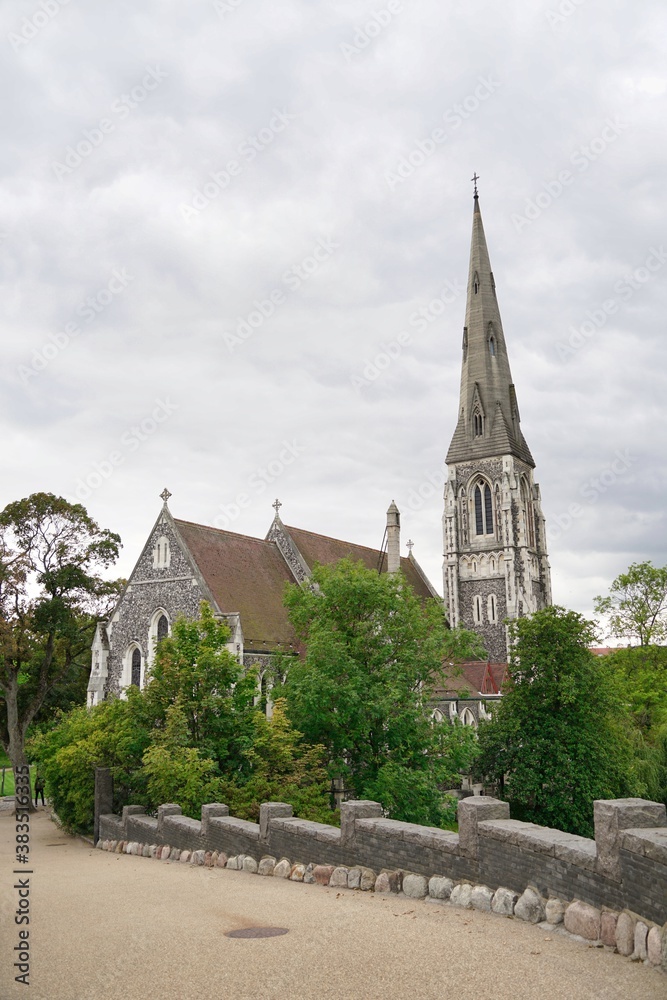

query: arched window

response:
[487,593,497,623]
[432,709,443,724]
[460,708,477,728]
[462,327,468,361]
[489,336,495,356]
[131,648,141,687]
[474,482,494,535]
[156,614,168,642]
[473,410,483,437]
[473,595,483,625]
[521,479,535,547]
[473,272,479,295]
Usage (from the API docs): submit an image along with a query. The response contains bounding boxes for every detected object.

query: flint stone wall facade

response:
[97,779,667,927]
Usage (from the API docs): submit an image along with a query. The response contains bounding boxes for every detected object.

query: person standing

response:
[34,772,45,807]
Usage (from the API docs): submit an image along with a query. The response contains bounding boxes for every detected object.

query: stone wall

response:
[97,786,667,928]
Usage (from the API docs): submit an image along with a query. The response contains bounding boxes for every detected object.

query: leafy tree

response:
[275,558,484,826]
[475,606,649,837]
[141,602,258,772]
[0,493,121,786]
[594,561,667,646]
[27,690,152,832]
[606,645,667,805]
[218,700,332,823]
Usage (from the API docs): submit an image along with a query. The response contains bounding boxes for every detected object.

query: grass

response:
[0,751,35,797]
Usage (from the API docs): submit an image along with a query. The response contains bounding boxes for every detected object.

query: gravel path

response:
[1,807,665,1000]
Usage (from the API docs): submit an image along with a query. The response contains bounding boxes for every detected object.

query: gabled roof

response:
[172,515,440,653]
[284,524,438,601]
[431,660,508,699]
[174,519,297,651]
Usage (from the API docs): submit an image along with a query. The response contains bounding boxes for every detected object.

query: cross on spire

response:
[471,172,480,198]
[160,488,172,504]
[272,498,282,516]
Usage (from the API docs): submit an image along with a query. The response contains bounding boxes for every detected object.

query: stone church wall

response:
[97,780,667,928]
[104,515,204,696]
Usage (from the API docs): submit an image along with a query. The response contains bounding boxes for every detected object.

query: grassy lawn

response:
[0,751,35,797]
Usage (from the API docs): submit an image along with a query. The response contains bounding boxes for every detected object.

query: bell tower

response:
[443,182,552,659]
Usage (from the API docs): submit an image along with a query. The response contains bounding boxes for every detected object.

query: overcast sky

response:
[2,0,666,640]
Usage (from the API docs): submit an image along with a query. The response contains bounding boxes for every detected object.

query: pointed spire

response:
[446,193,534,467]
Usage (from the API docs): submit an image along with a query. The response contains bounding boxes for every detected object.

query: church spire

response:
[446,192,533,467]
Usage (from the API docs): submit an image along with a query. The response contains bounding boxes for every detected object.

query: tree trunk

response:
[5,676,34,814]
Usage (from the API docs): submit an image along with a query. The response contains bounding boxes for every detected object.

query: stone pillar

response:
[259,802,293,844]
[157,804,182,837]
[340,800,383,847]
[594,798,667,881]
[94,768,113,845]
[386,501,401,574]
[458,797,510,859]
[201,803,229,839]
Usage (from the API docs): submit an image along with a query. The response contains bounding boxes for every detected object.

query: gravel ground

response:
[1,806,665,1000]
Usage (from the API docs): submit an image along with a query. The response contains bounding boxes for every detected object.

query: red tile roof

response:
[175,520,297,651]
[174,518,439,652]
[431,660,508,698]
[284,525,437,601]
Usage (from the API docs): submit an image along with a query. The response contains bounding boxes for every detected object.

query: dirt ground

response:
[0,805,665,1000]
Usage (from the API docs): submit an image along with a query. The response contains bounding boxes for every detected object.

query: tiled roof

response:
[174,520,297,651]
[173,517,440,652]
[431,660,508,698]
[284,525,437,601]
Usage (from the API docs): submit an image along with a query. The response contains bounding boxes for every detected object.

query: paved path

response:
[1,808,665,1000]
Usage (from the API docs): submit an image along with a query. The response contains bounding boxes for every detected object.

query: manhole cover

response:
[225,927,289,939]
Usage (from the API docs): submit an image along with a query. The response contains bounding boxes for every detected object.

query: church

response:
[87,187,552,711]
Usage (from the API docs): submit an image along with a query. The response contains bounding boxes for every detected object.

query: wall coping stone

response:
[164,815,201,833]
[595,798,667,881]
[620,828,667,865]
[260,802,293,842]
[354,817,458,855]
[479,819,597,870]
[215,816,260,840]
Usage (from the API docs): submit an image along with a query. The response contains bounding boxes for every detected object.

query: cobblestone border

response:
[96,837,666,973]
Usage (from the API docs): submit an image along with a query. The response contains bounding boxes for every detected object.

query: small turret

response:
[386,500,401,574]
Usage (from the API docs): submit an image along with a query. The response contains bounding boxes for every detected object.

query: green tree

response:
[27,690,152,832]
[142,602,258,772]
[475,606,648,837]
[594,561,667,646]
[0,493,121,787]
[275,558,483,826]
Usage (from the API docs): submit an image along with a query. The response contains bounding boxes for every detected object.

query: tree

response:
[475,606,648,837]
[275,558,484,826]
[0,493,121,785]
[594,561,667,646]
[141,602,259,773]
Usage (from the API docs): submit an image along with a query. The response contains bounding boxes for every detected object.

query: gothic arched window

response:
[156,614,168,642]
[473,272,479,294]
[489,336,495,356]
[131,648,141,687]
[473,410,483,437]
[474,483,494,535]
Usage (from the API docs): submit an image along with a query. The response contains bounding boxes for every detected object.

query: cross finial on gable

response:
[407,538,414,554]
[272,498,282,516]
[160,488,172,504]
